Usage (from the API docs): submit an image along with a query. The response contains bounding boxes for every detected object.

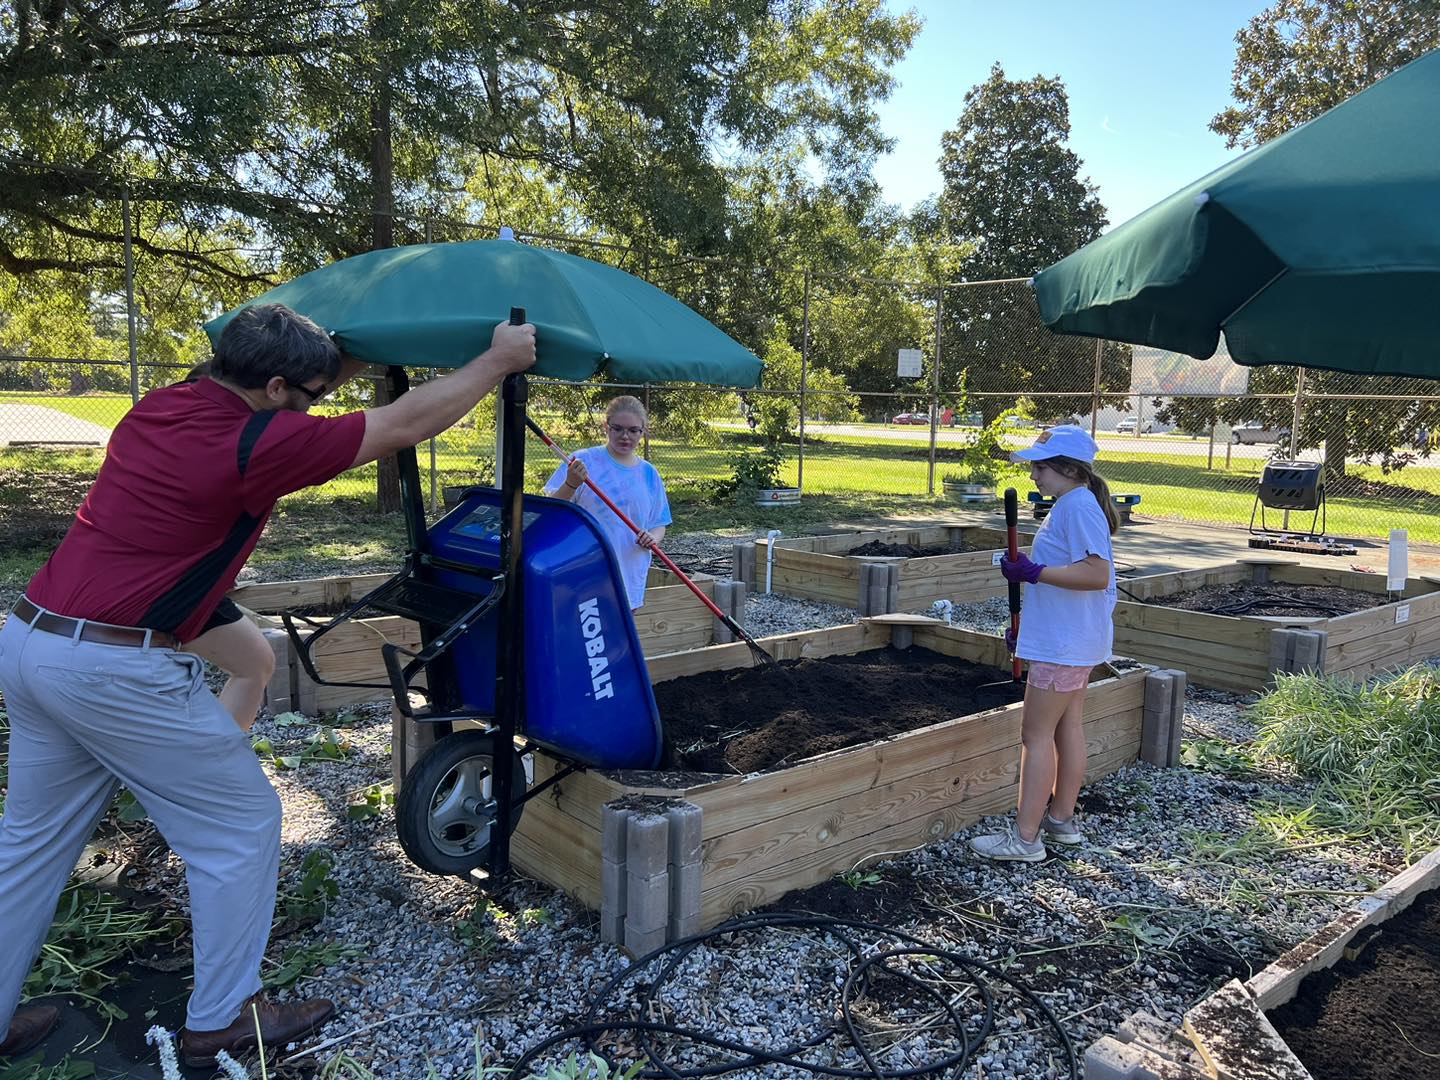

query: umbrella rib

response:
[1219,267,1289,329]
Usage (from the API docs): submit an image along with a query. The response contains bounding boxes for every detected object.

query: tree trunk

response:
[370,66,403,514]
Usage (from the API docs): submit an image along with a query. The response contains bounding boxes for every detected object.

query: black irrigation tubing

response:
[505,912,1078,1080]
[1115,583,1347,618]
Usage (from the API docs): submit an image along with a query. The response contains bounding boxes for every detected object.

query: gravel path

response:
[5,531,1426,1078]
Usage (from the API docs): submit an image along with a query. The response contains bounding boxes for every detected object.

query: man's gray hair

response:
[211,304,341,388]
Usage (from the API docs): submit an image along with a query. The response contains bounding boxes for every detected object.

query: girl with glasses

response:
[543,396,671,610]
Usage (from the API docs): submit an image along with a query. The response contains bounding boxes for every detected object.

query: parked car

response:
[1115,416,1153,434]
[1231,421,1290,445]
[890,411,930,425]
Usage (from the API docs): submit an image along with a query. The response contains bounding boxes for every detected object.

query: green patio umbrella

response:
[1033,48,1440,379]
[204,234,763,387]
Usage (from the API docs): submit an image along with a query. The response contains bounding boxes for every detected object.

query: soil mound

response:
[1138,582,1385,618]
[654,646,1026,774]
[845,540,975,558]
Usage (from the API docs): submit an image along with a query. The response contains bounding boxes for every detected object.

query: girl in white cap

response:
[970,425,1118,861]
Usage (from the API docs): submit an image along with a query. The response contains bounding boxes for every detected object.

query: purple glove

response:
[1000,552,1045,585]
[1004,627,1017,652]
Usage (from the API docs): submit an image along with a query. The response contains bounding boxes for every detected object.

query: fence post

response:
[797,270,810,492]
[1089,339,1103,439]
[121,185,140,405]
[928,285,943,495]
[643,383,652,459]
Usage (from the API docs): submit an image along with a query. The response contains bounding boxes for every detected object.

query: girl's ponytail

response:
[1045,455,1120,535]
[1088,469,1120,535]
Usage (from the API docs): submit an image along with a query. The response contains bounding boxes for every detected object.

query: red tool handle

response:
[1004,487,1022,682]
[525,417,735,629]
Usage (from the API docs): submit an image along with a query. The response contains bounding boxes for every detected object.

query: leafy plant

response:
[1180,737,1259,777]
[280,850,340,922]
[839,869,883,890]
[23,886,172,1021]
[1247,666,1440,856]
[265,939,364,990]
[713,444,788,501]
[346,783,395,821]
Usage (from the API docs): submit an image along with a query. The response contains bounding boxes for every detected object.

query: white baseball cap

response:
[1010,424,1099,465]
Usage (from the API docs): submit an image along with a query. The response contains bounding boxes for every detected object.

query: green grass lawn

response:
[0,391,136,428]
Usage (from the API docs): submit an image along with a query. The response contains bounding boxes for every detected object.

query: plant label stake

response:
[524,418,785,673]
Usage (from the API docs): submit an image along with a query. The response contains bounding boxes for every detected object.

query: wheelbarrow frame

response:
[282,368,568,881]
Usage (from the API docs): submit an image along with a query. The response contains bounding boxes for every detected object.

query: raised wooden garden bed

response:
[1086,845,1440,1080]
[504,618,1159,932]
[1113,559,1440,693]
[231,567,745,713]
[732,524,1033,615]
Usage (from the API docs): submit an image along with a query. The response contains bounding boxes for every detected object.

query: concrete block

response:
[1166,670,1187,765]
[1141,670,1180,767]
[601,857,626,920]
[1143,669,1176,718]
[261,629,292,713]
[884,563,900,614]
[668,862,702,942]
[1290,630,1327,675]
[1268,628,1297,679]
[1084,1037,1160,1080]
[711,581,736,644]
[624,922,668,959]
[856,564,875,616]
[599,910,625,945]
[625,812,670,879]
[600,802,631,863]
[625,867,670,932]
[732,543,757,591]
[891,626,914,650]
[391,699,438,794]
[728,581,747,626]
[664,802,703,866]
[293,665,318,716]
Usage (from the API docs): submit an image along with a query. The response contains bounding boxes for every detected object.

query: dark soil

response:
[654,647,1026,774]
[845,539,977,558]
[1269,887,1440,1080]
[1139,582,1387,618]
[0,464,95,549]
[765,867,925,925]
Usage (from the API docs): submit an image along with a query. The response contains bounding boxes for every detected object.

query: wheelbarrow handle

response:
[1004,487,1022,682]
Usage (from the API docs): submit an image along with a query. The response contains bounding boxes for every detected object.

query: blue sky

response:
[873,0,1271,229]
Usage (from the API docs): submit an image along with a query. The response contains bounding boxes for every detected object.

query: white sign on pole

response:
[897,348,923,378]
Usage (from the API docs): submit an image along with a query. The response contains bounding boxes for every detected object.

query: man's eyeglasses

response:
[286,380,328,403]
[607,423,644,437]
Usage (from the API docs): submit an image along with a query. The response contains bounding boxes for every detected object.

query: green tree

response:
[923,65,1120,419]
[749,325,857,443]
[1189,0,1440,477]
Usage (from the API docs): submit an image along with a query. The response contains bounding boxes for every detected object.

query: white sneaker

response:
[969,821,1046,862]
[1041,812,1084,846]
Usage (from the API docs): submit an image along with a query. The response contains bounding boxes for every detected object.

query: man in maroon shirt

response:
[0,303,534,1065]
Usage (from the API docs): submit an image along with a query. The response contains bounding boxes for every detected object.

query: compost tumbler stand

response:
[387,365,530,883]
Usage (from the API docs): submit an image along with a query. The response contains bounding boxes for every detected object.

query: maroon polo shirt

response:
[27,378,366,642]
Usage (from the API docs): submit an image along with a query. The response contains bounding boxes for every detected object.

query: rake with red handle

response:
[524,417,783,673]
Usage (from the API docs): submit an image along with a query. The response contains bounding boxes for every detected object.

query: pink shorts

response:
[1025,662,1093,692]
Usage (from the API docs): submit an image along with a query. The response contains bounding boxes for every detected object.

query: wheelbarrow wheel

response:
[396,729,526,877]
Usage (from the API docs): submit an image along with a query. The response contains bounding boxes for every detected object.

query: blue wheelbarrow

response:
[285,480,662,877]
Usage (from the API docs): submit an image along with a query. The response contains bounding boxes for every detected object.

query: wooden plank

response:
[227,572,394,612]
[1114,563,1249,601]
[697,711,1141,891]
[685,674,1144,836]
[697,740,1140,926]
[634,579,717,656]
[1247,845,1440,1011]
[1322,590,1440,646]
[305,615,422,711]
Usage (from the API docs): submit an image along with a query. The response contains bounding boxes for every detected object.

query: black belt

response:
[12,597,178,650]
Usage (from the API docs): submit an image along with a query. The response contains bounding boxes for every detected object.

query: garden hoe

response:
[525,418,786,674]
[982,487,1026,689]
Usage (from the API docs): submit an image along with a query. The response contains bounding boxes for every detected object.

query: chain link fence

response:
[3,191,1439,552]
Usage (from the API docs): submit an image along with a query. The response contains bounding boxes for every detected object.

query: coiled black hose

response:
[506,912,1078,1080]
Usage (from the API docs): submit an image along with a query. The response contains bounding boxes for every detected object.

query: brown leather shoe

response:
[180,992,334,1067]
[0,1004,60,1057]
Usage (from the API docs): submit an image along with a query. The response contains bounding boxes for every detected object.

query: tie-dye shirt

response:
[544,447,671,609]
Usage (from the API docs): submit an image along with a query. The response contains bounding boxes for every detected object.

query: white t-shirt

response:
[1016,485,1117,666]
[544,446,671,610]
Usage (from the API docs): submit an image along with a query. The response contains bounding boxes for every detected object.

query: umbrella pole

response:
[488,313,531,882]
